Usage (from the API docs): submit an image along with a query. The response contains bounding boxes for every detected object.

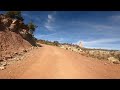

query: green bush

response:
[53,41,59,46]
[28,21,38,35]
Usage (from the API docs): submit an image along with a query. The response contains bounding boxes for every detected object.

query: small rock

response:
[14,52,18,55]
[8,71,12,73]
[13,57,20,61]
[0,59,3,62]
[17,58,21,61]
[20,56,24,60]
[104,63,107,65]
[31,47,34,49]
[108,57,119,62]
[23,49,27,52]
[0,62,7,66]
[2,57,6,60]
[113,61,120,64]
[0,66,5,70]
[5,54,12,60]
[18,52,23,56]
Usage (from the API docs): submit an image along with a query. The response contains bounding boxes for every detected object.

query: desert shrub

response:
[5,11,24,21]
[53,41,59,46]
[28,21,38,35]
[117,54,120,60]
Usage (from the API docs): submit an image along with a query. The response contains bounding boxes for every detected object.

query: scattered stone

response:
[108,57,119,62]
[5,54,12,60]
[2,57,6,60]
[0,66,5,70]
[113,61,120,64]
[104,63,107,65]
[9,23,17,31]
[0,62,7,66]
[14,52,18,55]
[31,47,33,49]
[20,57,24,60]
[8,71,12,73]
[14,57,21,61]
[23,49,27,52]
[18,52,23,56]
[0,58,3,62]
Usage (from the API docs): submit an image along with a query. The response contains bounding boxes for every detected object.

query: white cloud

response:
[48,14,53,20]
[91,24,112,31]
[44,23,53,31]
[83,38,120,44]
[44,14,56,31]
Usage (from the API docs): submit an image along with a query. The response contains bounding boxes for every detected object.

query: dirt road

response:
[0,44,120,79]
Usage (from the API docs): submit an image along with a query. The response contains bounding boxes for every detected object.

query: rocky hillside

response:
[0,14,37,61]
[60,44,120,64]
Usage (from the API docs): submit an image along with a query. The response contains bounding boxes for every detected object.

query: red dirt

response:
[0,44,120,79]
[0,30,32,58]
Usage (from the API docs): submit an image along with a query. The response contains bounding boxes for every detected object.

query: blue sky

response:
[1,11,120,50]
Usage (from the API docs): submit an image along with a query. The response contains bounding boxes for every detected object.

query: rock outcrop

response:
[60,44,120,64]
[108,57,120,64]
[60,45,83,53]
[0,14,37,61]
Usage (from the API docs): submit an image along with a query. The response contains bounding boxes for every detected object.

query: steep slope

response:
[0,14,36,61]
[0,30,32,59]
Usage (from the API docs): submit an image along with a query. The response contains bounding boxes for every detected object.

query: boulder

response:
[108,57,120,63]
[12,19,19,24]
[23,49,27,52]
[0,56,3,61]
[0,61,7,66]
[113,61,120,64]
[0,66,5,70]
[9,23,17,31]
[5,54,12,60]
[1,18,12,27]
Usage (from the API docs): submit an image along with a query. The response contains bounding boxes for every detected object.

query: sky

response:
[1,11,120,50]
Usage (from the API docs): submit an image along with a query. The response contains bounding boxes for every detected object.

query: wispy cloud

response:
[71,21,113,31]
[44,12,56,31]
[109,15,120,22]
[75,38,120,50]
[91,24,113,31]
[83,38,120,44]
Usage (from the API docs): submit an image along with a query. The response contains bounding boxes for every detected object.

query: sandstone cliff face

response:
[0,14,36,61]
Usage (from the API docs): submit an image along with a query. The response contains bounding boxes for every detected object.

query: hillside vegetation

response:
[60,44,120,64]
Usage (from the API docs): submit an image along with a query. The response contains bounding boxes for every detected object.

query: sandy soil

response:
[0,44,120,79]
